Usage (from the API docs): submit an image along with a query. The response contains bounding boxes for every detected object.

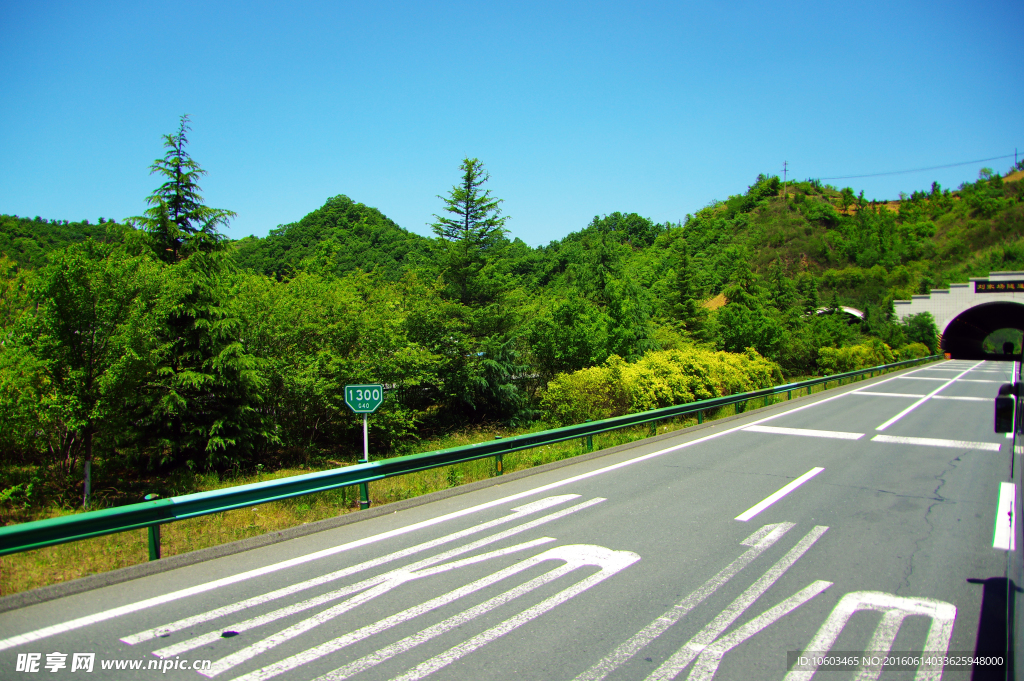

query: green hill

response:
[231,195,433,281]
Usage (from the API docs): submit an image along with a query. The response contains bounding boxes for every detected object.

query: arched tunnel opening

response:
[941,301,1024,360]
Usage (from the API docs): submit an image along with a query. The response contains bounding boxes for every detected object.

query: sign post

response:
[344,384,384,509]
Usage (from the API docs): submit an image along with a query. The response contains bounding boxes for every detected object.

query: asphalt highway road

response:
[0,359,1018,681]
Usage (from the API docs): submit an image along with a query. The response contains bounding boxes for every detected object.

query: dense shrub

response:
[540,347,782,426]
[896,342,931,360]
[816,341,895,375]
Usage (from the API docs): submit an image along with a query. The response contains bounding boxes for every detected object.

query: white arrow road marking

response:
[994,482,1016,551]
[645,525,829,681]
[875,361,983,431]
[687,580,833,681]
[571,523,795,681]
[373,545,640,681]
[224,544,640,681]
[145,497,603,657]
[165,538,555,668]
[742,426,864,440]
[735,468,824,522]
[784,591,956,681]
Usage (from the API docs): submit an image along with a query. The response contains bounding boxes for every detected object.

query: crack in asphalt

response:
[897,454,962,595]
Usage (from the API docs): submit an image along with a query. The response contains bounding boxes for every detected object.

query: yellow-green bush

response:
[895,342,931,360]
[540,347,782,426]
[816,340,895,375]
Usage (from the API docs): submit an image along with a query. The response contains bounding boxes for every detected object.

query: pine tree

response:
[134,115,235,262]
[672,237,704,332]
[430,158,508,306]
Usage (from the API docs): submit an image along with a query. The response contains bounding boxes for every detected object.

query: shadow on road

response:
[966,576,1011,680]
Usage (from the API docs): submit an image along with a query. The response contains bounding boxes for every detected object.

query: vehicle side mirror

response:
[996,383,1018,433]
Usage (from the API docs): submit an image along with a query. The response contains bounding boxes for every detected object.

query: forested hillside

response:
[3,115,1023,513]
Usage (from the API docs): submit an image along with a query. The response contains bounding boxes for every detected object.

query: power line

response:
[817,153,1020,181]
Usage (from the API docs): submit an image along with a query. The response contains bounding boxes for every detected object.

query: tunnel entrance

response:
[941,301,1024,360]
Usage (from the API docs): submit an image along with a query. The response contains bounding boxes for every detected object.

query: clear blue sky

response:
[2,0,1022,247]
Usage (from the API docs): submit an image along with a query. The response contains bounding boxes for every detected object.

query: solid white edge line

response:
[0,360,938,652]
[871,435,1002,452]
[994,482,1016,551]
[743,425,863,440]
[875,361,982,431]
[735,468,825,522]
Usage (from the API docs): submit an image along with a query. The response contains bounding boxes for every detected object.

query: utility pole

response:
[782,161,789,201]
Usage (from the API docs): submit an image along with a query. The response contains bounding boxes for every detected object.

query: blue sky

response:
[2,0,1022,247]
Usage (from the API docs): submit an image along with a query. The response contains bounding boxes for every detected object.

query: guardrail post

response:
[144,494,161,560]
[697,410,703,424]
[787,389,792,400]
[583,420,593,452]
[359,482,370,510]
[649,420,657,436]
[494,436,503,476]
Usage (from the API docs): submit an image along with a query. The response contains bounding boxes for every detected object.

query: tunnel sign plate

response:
[975,280,1024,293]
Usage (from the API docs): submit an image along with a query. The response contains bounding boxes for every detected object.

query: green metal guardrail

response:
[0,354,941,558]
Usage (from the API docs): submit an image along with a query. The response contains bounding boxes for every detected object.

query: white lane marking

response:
[871,435,1001,452]
[147,498,603,657]
[199,539,559,677]
[875,362,983,431]
[228,545,640,681]
[123,495,583,646]
[157,538,554,664]
[571,523,795,681]
[957,379,1002,383]
[646,526,829,681]
[931,395,990,402]
[735,468,825,522]
[0,361,941,651]
[743,425,863,440]
[919,369,1004,373]
[384,546,640,681]
[784,591,956,681]
[308,549,632,681]
[994,482,1016,551]
[890,376,950,381]
[1008,432,1015,439]
[688,581,833,681]
[851,391,927,398]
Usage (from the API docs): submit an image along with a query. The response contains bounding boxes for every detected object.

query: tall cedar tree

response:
[430,158,508,306]
[135,114,235,262]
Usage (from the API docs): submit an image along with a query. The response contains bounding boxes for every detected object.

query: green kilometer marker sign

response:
[345,384,384,414]
[345,384,384,510]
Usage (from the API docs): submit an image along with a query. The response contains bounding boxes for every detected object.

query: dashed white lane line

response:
[994,482,1016,551]
[852,391,927,398]
[931,395,990,402]
[875,362,983,431]
[742,425,863,440]
[735,468,825,522]
[871,435,1002,452]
